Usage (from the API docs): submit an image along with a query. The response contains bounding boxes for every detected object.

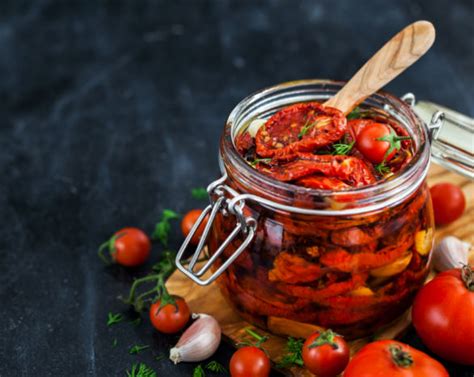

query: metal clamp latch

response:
[402,93,474,179]
[175,174,257,286]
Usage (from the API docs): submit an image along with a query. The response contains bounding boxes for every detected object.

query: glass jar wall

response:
[207,80,434,339]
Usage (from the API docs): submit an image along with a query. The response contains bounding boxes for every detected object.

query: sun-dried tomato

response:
[319,235,413,272]
[331,226,380,247]
[277,273,368,302]
[255,102,346,159]
[235,131,255,155]
[259,154,376,187]
[297,176,351,190]
[268,253,323,284]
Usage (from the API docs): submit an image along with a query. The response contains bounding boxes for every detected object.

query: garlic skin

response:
[432,236,471,272]
[247,119,266,137]
[169,313,221,364]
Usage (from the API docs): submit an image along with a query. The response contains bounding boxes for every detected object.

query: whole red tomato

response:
[356,123,410,164]
[149,296,190,334]
[181,209,209,245]
[229,346,270,377]
[99,227,151,267]
[302,330,349,377]
[430,183,466,225]
[412,265,474,365]
[343,340,449,377]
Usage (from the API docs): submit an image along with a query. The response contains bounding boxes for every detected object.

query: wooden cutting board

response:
[166,164,473,376]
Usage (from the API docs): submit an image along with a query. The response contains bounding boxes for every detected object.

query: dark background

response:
[1,0,473,376]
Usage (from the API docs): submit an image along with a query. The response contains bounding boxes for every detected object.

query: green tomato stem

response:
[389,344,413,368]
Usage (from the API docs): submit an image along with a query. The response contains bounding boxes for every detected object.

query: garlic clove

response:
[247,119,266,137]
[415,228,434,256]
[169,313,221,364]
[432,236,470,272]
[350,286,375,296]
[370,252,413,278]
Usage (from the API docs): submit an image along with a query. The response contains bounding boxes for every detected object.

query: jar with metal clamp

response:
[176,80,473,339]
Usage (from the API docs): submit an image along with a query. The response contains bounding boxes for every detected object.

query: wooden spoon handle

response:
[324,21,435,114]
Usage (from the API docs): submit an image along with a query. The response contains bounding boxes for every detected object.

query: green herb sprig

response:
[375,162,391,175]
[250,158,272,167]
[193,365,206,377]
[206,360,227,373]
[277,337,304,369]
[152,209,180,246]
[333,141,355,155]
[346,107,361,120]
[129,344,150,355]
[191,187,208,200]
[155,353,165,362]
[126,363,156,377]
[107,312,124,326]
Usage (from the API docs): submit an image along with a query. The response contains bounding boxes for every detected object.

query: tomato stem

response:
[376,129,411,161]
[156,274,177,311]
[461,265,474,292]
[244,327,269,348]
[389,344,413,368]
[308,329,340,350]
[98,240,112,265]
[97,233,125,265]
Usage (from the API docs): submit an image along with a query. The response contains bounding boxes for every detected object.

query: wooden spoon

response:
[324,21,436,114]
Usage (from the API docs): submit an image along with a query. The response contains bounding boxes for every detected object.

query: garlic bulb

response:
[432,236,471,272]
[169,313,221,364]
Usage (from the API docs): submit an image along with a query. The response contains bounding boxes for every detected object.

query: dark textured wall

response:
[0,1,473,376]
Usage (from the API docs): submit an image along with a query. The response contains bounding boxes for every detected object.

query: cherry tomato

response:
[356,123,409,164]
[181,209,209,245]
[412,266,474,365]
[229,346,271,377]
[101,227,151,267]
[343,340,449,377]
[149,296,190,334]
[302,330,349,377]
[430,183,466,225]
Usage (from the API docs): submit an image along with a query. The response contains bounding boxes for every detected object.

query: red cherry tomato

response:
[229,346,271,377]
[302,330,349,377]
[100,227,151,267]
[412,266,474,365]
[343,340,449,377]
[356,123,409,164]
[149,297,190,334]
[430,183,466,225]
[181,209,209,245]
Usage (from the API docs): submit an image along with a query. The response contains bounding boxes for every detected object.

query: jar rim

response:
[220,79,431,215]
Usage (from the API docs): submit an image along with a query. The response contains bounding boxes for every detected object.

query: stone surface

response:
[0,0,472,376]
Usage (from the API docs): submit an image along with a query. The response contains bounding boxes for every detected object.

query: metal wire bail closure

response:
[175,174,257,286]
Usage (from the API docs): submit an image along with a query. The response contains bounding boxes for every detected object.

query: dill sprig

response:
[376,162,391,175]
[126,363,156,377]
[129,344,150,355]
[206,360,227,373]
[250,158,272,167]
[277,337,304,369]
[193,365,205,377]
[298,117,332,139]
[333,141,355,155]
[107,312,124,326]
[346,106,361,120]
[191,187,208,200]
[151,209,180,246]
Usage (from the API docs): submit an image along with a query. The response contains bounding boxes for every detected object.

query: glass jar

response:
[178,80,437,339]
